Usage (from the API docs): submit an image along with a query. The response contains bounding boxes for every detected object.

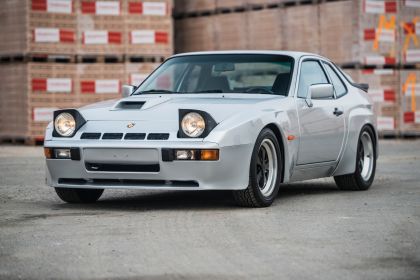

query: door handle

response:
[333,108,343,116]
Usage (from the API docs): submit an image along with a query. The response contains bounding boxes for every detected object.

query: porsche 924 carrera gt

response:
[44,51,377,207]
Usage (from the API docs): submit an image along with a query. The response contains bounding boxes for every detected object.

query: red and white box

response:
[368,89,396,103]
[364,28,395,42]
[364,55,396,65]
[128,1,168,15]
[404,111,420,124]
[364,0,397,14]
[82,30,122,44]
[81,1,121,15]
[34,28,75,43]
[32,78,73,93]
[31,0,73,14]
[33,108,58,122]
[130,30,168,44]
[81,80,120,94]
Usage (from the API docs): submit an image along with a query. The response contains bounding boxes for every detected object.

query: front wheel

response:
[55,187,104,203]
[233,128,282,207]
[334,126,376,191]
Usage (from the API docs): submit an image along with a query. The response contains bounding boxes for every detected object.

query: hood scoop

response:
[114,101,145,110]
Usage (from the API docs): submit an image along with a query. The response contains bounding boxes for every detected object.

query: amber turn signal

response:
[287,135,296,141]
[200,149,219,161]
[44,148,53,159]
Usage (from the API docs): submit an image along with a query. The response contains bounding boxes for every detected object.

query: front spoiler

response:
[45,140,253,191]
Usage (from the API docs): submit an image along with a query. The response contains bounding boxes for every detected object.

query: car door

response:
[296,59,345,165]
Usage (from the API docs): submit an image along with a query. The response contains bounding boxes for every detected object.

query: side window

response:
[323,63,347,98]
[297,61,329,98]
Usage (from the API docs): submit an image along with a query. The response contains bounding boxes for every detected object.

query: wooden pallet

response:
[0,54,75,64]
[0,136,44,146]
[76,54,125,64]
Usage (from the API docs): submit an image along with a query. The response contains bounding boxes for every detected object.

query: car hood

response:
[78,93,285,123]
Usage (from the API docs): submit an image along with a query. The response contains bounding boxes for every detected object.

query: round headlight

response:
[181,112,206,137]
[54,112,76,137]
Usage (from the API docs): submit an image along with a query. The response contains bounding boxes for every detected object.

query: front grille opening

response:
[57,178,199,187]
[102,133,123,140]
[147,133,170,140]
[85,162,160,172]
[124,133,146,140]
[81,133,101,140]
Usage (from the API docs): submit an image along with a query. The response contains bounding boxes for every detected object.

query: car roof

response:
[170,50,329,61]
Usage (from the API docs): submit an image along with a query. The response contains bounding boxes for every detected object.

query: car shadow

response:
[53,180,339,212]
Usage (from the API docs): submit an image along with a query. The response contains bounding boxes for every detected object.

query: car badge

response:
[127,122,135,128]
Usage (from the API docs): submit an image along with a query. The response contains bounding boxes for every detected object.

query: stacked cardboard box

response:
[175,16,216,52]
[0,62,159,141]
[125,62,160,86]
[400,70,420,133]
[247,8,283,50]
[345,68,400,133]
[76,0,126,55]
[0,64,30,140]
[283,5,319,54]
[399,1,420,134]
[213,13,248,50]
[0,0,77,55]
[399,0,420,66]
[125,0,173,57]
[0,0,172,142]
[0,63,76,140]
[319,1,355,64]
[0,0,173,57]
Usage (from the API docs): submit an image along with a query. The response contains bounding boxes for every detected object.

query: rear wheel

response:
[233,128,282,207]
[334,126,376,191]
[55,187,104,203]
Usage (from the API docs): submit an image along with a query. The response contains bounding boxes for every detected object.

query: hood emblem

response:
[127,122,136,128]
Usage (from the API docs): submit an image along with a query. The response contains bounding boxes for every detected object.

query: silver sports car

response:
[44,51,378,207]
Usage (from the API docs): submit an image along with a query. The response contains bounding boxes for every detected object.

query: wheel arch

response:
[363,123,378,159]
[264,123,286,183]
[333,112,377,176]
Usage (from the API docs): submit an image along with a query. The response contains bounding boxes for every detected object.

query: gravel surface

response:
[0,140,419,280]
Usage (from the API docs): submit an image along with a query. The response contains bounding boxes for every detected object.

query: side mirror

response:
[305,84,334,107]
[122,85,136,97]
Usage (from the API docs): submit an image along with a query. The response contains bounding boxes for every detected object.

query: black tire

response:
[55,187,104,203]
[334,125,376,191]
[233,128,283,207]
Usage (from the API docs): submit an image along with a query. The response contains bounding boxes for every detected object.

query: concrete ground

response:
[0,140,419,280]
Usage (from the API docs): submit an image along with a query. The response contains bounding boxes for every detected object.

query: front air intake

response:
[147,133,170,140]
[115,101,145,110]
[102,133,123,140]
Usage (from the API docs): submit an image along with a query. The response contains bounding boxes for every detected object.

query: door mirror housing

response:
[305,84,334,107]
[122,85,136,97]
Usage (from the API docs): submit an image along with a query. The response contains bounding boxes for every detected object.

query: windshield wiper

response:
[193,89,224,93]
[134,89,179,95]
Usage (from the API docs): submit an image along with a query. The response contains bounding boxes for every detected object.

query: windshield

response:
[133,54,294,95]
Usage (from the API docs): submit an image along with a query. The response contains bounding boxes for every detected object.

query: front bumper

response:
[45,140,253,191]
